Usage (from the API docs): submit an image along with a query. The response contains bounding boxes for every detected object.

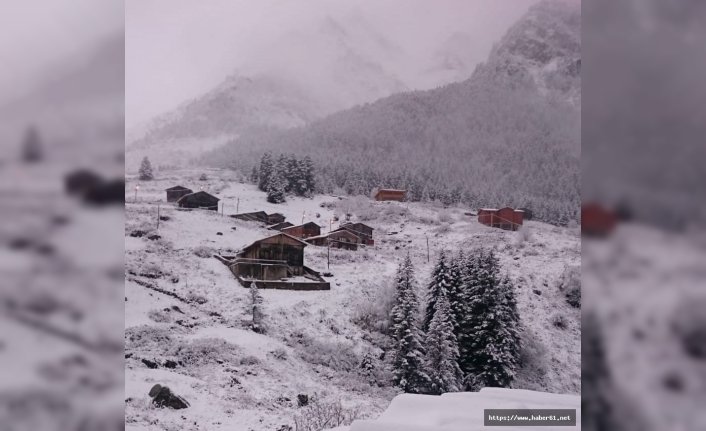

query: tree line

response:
[390,248,521,394]
[252,152,316,203]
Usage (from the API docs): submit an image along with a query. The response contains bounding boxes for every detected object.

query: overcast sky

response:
[126,0,538,129]
[0,0,123,105]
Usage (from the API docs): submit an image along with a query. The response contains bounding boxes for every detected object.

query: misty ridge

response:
[129,0,580,225]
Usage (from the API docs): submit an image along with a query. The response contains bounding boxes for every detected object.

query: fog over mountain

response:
[206,0,581,224]
[126,0,539,159]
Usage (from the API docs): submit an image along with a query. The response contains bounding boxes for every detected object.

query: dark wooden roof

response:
[240,232,309,254]
[283,221,321,230]
[177,190,219,202]
[165,185,191,191]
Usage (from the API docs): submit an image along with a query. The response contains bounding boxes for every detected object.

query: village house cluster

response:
[164,185,376,291]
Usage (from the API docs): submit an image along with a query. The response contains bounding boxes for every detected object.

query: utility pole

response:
[156,204,160,230]
[236,198,240,214]
[134,185,139,203]
[426,235,430,263]
[327,240,330,270]
[301,211,305,224]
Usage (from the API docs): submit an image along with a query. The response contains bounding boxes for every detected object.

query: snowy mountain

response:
[477,0,581,105]
[207,0,581,225]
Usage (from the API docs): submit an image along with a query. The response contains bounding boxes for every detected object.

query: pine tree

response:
[266,164,287,204]
[250,165,259,184]
[390,255,431,393]
[423,250,454,332]
[249,282,264,333]
[21,125,43,163]
[258,152,274,191]
[302,156,316,194]
[138,156,154,180]
[424,292,463,394]
[458,249,521,390]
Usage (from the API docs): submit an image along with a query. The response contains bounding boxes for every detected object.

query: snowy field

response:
[124,169,580,431]
[584,225,706,430]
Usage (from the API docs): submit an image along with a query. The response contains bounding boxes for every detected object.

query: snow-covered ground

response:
[124,169,580,431]
[338,387,580,431]
[583,224,706,430]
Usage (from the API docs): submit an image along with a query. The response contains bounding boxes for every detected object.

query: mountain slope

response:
[206,0,581,224]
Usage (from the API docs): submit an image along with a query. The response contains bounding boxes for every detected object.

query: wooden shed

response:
[374,189,406,202]
[581,202,617,237]
[478,207,524,231]
[281,222,321,239]
[334,222,375,245]
[231,211,269,223]
[177,191,219,210]
[165,185,193,202]
[306,229,361,250]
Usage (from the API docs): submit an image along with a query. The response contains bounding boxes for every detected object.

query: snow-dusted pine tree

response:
[424,292,463,394]
[249,282,264,333]
[138,156,154,180]
[390,255,430,393]
[423,250,454,332]
[458,249,521,390]
[266,165,287,204]
[258,152,274,191]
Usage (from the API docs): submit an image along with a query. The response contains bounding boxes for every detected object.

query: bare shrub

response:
[557,265,581,308]
[299,339,359,372]
[514,327,549,391]
[147,309,172,323]
[193,246,214,258]
[293,398,361,431]
[352,280,396,335]
[239,355,261,366]
[438,211,453,223]
[270,348,288,361]
[168,338,239,367]
[551,312,568,330]
[186,293,208,304]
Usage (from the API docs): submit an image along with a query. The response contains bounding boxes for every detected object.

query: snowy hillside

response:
[124,169,579,431]
[340,388,580,431]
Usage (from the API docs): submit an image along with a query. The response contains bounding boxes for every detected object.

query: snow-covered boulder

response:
[340,388,580,431]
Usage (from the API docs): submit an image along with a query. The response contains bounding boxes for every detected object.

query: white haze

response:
[126,0,539,130]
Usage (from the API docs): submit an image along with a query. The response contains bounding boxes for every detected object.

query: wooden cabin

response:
[267,213,286,225]
[581,203,617,237]
[268,221,294,231]
[306,229,361,250]
[478,207,524,231]
[374,189,406,202]
[165,185,193,202]
[228,232,330,290]
[281,222,321,239]
[231,211,269,223]
[177,191,219,210]
[334,222,375,245]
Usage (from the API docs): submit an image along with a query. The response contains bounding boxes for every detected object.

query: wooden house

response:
[281,222,321,239]
[268,221,294,231]
[334,222,374,245]
[267,213,286,224]
[165,185,193,202]
[581,202,617,237]
[478,207,524,231]
[374,189,406,202]
[227,233,329,290]
[231,211,269,223]
[177,191,219,210]
[306,229,361,250]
